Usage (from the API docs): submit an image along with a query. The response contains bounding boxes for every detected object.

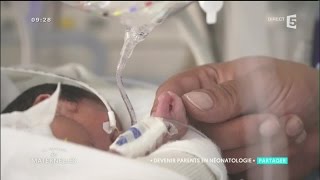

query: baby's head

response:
[2,83,121,150]
[2,83,189,151]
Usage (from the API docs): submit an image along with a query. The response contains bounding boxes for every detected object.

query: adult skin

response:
[151,56,319,180]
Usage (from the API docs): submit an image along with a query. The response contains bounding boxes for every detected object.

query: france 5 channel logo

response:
[286,14,297,29]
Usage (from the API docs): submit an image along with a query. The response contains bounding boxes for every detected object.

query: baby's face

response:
[50,91,188,151]
[50,98,121,151]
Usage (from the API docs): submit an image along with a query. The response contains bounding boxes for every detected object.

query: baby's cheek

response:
[50,117,94,147]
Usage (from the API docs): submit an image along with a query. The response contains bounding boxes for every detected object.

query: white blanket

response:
[1,127,188,180]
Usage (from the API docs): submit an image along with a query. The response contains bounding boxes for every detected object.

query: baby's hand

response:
[152,91,189,140]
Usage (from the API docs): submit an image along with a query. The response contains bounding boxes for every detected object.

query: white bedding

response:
[1,127,188,180]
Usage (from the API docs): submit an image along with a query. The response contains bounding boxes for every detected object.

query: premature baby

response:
[2,83,188,151]
[1,83,227,180]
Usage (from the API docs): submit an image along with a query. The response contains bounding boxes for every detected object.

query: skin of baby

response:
[34,91,189,151]
[50,98,122,150]
[152,91,189,141]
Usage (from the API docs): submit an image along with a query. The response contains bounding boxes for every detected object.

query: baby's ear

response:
[33,94,51,105]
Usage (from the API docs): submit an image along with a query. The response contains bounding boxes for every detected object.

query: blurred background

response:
[1,2,319,180]
[1,1,319,84]
[1,1,202,84]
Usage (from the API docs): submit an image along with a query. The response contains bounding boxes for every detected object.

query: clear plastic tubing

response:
[116,28,138,125]
[116,24,157,125]
[61,1,193,126]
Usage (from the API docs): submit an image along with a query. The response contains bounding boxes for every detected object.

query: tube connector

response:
[198,1,223,24]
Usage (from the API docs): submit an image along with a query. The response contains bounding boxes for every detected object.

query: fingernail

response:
[286,115,304,137]
[183,91,213,111]
[295,130,307,144]
[259,117,281,137]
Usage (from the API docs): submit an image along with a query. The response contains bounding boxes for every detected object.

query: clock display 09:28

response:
[31,17,51,23]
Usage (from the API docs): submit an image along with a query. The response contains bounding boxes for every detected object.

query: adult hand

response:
[151,56,319,179]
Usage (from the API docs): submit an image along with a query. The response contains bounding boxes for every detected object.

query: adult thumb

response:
[181,80,250,123]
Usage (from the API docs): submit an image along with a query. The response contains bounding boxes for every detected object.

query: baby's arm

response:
[109,91,189,157]
[110,92,227,179]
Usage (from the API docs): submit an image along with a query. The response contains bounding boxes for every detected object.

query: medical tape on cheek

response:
[109,116,176,158]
